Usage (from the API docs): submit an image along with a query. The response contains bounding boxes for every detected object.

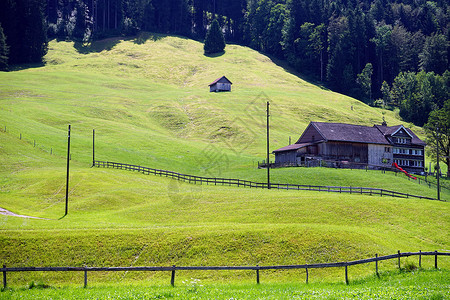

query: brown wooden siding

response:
[318,142,368,163]
[297,125,323,143]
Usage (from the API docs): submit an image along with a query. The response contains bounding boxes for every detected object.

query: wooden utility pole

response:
[92,129,95,167]
[436,127,440,201]
[267,101,270,189]
[65,125,71,216]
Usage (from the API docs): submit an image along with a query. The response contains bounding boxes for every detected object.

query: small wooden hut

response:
[209,76,232,92]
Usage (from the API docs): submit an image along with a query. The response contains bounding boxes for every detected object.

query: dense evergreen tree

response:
[371,24,392,86]
[204,19,225,54]
[420,33,448,74]
[0,0,48,64]
[0,24,9,71]
[308,23,326,81]
[326,15,352,93]
[356,63,373,103]
[380,81,391,106]
[23,0,48,63]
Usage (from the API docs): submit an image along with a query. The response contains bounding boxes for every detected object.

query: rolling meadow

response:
[0,33,448,298]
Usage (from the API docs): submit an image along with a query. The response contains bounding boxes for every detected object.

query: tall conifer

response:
[204,19,225,54]
[0,23,8,71]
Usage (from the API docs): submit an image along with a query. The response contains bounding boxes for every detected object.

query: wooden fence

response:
[259,160,450,192]
[93,160,440,201]
[2,251,448,288]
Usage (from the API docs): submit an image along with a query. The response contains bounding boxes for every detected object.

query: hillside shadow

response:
[9,62,46,71]
[133,32,165,44]
[73,32,173,53]
[204,50,226,58]
[74,37,123,54]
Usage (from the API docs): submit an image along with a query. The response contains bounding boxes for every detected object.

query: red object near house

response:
[392,162,417,179]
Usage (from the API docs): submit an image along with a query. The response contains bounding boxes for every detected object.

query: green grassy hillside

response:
[0,33,425,173]
[0,34,448,287]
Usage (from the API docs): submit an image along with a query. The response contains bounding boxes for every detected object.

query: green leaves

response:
[424,100,450,176]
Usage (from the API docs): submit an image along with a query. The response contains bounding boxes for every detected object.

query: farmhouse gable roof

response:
[209,76,232,86]
[308,122,390,145]
[374,124,426,146]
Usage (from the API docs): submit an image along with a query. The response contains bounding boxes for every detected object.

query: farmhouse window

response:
[412,149,422,155]
[393,148,409,154]
[396,137,408,144]
[412,160,423,167]
[394,159,410,166]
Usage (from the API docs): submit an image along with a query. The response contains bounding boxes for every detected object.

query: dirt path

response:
[0,207,49,220]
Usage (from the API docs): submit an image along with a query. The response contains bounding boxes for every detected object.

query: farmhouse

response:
[209,76,232,92]
[273,121,426,173]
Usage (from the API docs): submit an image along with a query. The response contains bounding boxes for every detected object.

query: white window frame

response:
[395,159,410,166]
[411,149,423,156]
[412,160,423,167]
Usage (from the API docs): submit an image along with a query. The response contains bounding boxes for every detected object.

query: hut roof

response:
[209,76,232,86]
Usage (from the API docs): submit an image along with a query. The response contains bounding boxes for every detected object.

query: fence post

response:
[84,269,88,288]
[171,265,176,286]
[398,250,401,270]
[375,254,379,277]
[256,265,260,284]
[435,251,438,269]
[419,250,422,268]
[2,264,6,289]
[345,264,349,285]
[305,267,309,284]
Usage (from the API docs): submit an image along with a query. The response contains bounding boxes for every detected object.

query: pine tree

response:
[380,81,391,106]
[356,63,373,103]
[0,23,8,71]
[22,0,48,63]
[420,33,448,74]
[204,19,225,55]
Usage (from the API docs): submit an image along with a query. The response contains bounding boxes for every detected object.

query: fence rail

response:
[93,160,440,201]
[259,160,450,192]
[2,251,448,287]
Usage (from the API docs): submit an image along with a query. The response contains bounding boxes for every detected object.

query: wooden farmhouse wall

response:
[318,142,368,163]
[368,144,392,167]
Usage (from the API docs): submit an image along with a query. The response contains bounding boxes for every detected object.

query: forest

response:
[0,0,448,127]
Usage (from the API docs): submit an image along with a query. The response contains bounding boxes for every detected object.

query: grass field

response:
[1,124,448,288]
[1,270,449,299]
[0,33,449,294]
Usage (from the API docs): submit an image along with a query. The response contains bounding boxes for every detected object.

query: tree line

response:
[0,0,448,127]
